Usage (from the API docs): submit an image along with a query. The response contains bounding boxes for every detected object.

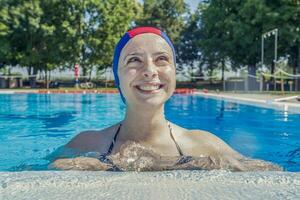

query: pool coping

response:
[194,91,300,114]
[1,171,300,200]
[0,89,118,94]
[0,88,196,94]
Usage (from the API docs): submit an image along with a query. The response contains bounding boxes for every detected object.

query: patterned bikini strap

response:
[167,121,184,157]
[106,122,183,157]
[106,123,122,155]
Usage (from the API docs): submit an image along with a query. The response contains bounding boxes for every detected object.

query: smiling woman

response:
[50,27,282,171]
[118,33,175,107]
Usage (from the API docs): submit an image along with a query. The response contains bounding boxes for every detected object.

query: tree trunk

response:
[209,69,213,84]
[49,71,51,87]
[271,61,275,74]
[221,59,225,82]
[33,67,38,76]
[270,61,275,87]
[8,66,11,75]
[82,65,87,77]
[45,70,49,89]
[198,63,203,76]
[88,67,92,81]
[29,67,38,88]
[296,44,300,91]
[247,64,256,91]
[27,67,32,76]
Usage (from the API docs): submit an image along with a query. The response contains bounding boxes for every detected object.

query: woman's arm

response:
[48,157,111,171]
[47,131,111,170]
[187,130,282,171]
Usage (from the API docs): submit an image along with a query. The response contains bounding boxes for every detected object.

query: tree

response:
[86,0,141,77]
[41,0,141,79]
[198,0,300,90]
[198,1,229,82]
[176,7,202,77]
[0,0,141,87]
[0,0,67,85]
[203,0,267,88]
[0,0,10,70]
[267,0,300,90]
[0,0,44,74]
[136,0,187,43]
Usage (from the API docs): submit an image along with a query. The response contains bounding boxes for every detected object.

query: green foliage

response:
[0,0,9,68]
[0,0,63,73]
[195,0,300,76]
[176,9,202,70]
[86,0,141,72]
[0,0,299,86]
[200,0,264,69]
[136,0,187,42]
[0,0,140,78]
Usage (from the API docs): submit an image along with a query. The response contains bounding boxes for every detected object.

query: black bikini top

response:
[98,122,190,168]
[102,122,184,156]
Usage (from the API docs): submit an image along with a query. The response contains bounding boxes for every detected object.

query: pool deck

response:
[0,89,119,94]
[194,91,300,113]
[0,88,195,94]
[1,170,299,200]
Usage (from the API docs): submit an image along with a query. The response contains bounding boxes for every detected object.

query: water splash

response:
[49,142,283,172]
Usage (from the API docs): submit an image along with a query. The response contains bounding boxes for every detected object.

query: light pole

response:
[261,28,278,90]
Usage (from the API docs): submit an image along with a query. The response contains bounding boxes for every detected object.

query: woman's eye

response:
[127,57,141,64]
[156,56,169,63]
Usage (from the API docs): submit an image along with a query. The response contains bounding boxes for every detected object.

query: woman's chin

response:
[141,97,166,107]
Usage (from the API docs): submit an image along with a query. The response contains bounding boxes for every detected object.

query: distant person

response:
[50,27,281,171]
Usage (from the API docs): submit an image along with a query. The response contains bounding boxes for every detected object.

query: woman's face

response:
[118,33,176,107]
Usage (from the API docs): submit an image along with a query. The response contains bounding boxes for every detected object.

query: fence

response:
[0,76,23,88]
[223,73,300,92]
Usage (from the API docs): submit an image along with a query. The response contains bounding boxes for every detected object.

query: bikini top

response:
[98,122,190,170]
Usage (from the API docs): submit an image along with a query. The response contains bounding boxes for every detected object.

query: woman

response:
[51,27,281,171]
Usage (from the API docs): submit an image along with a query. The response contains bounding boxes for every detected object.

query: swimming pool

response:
[0,94,299,171]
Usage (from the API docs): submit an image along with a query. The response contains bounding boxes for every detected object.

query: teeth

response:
[138,85,160,91]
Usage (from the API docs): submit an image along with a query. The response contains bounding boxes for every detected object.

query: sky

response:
[138,0,201,12]
[185,0,201,12]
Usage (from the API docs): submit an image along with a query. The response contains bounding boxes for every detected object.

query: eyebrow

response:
[123,52,143,61]
[153,51,170,56]
[123,51,171,62]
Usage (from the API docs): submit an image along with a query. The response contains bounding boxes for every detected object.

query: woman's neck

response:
[119,105,170,142]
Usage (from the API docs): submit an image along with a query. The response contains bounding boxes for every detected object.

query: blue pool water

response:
[0,94,299,172]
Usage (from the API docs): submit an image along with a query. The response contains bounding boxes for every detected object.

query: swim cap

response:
[112,26,176,103]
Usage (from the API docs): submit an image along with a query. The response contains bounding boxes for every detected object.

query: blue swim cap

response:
[112,26,176,103]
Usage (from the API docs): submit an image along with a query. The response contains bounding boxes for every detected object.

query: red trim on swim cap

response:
[127,27,162,38]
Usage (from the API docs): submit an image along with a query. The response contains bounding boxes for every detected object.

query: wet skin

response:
[50,34,282,171]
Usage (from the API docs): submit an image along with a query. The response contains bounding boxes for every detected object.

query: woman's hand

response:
[48,157,111,171]
[239,158,283,171]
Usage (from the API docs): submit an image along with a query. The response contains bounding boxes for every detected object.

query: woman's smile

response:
[134,82,165,94]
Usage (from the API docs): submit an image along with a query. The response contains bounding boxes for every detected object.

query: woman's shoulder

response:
[171,123,215,141]
[180,129,220,148]
[65,123,121,152]
[180,128,239,157]
[184,129,221,142]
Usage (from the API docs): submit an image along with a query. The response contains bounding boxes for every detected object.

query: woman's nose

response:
[143,63,158,78]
